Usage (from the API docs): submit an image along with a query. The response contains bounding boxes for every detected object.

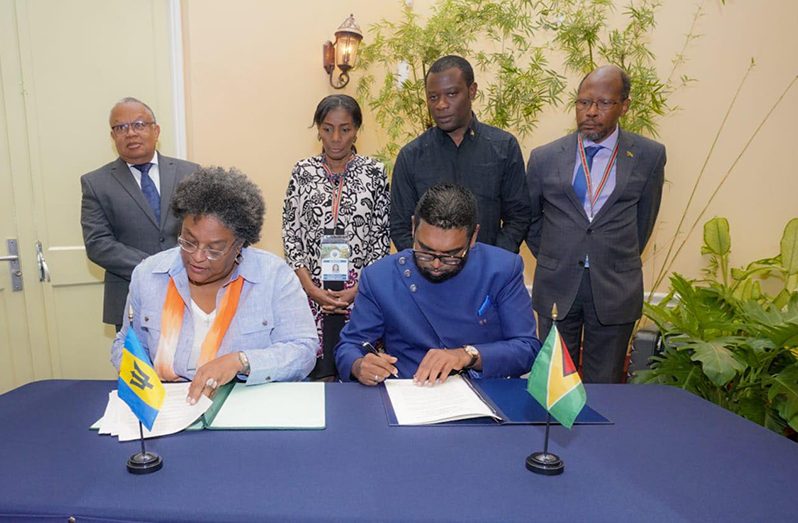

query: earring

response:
[234,251,243,264]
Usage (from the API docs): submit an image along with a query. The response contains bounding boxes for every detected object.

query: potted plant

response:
[634,217,798,439]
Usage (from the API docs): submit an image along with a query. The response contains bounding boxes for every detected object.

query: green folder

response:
[187,381,326,430]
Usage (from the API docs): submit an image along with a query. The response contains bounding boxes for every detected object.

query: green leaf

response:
[682,337,745,386]
[634,345,720,399]
[780,218,798,276]
[774,289,792,309]
[767,363,798,432]
[736,394,767,426]
[702,216,731,257]
[741,297,798,347]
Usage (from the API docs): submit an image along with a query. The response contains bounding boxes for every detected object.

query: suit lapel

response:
[592,129,634,224]
[158,153,177,229]
[394,254,447,347]
[110,157,159,228]
[559,133,589,221]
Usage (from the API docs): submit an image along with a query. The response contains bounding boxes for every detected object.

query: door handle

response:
[1,239,23,291]
[35,241,50,282]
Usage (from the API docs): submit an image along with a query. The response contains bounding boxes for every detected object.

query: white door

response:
[0,0,182,393]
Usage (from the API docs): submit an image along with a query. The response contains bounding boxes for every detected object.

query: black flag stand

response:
[124,305,163,474]
[526,303,565,475]
[127,422,163,474]
[525,412,564,475]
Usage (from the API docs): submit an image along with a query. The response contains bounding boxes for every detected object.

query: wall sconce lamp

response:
[323,14,363,89]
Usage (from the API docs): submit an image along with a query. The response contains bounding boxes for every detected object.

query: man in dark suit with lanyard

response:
[526,65,666,383]
[81,97,199,330]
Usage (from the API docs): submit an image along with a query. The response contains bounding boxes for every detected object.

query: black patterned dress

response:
[282,154,390,378]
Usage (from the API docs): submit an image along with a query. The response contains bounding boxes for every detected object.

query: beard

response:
[417,250,470,283]
[578,118,615,143]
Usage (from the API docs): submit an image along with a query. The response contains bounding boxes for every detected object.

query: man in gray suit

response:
[526,65,666,383]
[81,97,199,329]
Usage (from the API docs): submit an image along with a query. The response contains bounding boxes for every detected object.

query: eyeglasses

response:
[111,120,156,135]
[177,236,237,261]
[413,248,467,266]
[574,99,623,111]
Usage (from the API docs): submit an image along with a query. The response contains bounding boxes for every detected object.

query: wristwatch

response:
[463,345,479,369]
[238,351,251,375]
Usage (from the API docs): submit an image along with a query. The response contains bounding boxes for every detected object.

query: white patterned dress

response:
[282,154,390,361]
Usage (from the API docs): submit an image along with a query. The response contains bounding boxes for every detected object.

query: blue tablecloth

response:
[0,379,796,522]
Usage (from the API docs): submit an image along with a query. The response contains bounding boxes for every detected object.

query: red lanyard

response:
[578,135,619,217]
[322,158,350,229]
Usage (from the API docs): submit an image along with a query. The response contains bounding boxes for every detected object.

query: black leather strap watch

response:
[463,345,479,369]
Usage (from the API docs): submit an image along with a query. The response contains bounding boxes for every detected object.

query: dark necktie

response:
[133,163,160,223]
[573,145,601,205]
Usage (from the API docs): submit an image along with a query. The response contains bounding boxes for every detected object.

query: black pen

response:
[361,341,398,378]
[361,341,380,355]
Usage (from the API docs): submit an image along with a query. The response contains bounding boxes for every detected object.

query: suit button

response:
[586,229,592,235]
[578,260,585,267]
[398,257,406,265]
[409,284,417,292]
[404,269,411,277]
[159,237,165,242]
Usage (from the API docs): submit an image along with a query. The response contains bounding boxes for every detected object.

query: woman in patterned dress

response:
[282,95,390,380]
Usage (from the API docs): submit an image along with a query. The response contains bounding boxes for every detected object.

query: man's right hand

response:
[352,353,398,386]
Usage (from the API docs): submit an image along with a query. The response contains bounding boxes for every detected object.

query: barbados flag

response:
[118,328,165,430]
[526,324,586,429]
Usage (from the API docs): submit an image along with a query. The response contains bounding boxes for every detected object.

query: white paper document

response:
[94,382,212,441]
[384,375,500,425]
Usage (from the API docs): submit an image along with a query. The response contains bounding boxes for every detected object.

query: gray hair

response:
[171,166,265,246]
[109,97,157,122]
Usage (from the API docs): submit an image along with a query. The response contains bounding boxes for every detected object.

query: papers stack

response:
[94,382,212,441]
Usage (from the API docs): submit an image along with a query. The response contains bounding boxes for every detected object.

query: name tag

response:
[320,235,349,282]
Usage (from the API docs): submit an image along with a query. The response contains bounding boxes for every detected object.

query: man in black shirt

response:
[390,55,531,253]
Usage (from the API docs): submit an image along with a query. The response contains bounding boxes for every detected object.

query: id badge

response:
[320,234,349,282]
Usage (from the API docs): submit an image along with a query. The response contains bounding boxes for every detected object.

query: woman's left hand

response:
[187,353,243,404]
[322,285,358,314]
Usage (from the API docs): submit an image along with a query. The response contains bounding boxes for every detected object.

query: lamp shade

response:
[333,14,362,72]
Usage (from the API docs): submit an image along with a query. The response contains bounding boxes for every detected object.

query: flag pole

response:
[125,305,163,474]
[542,412,551,455]
[526,304,565,475]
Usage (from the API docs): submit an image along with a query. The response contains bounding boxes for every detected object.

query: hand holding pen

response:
[352,341,398,386]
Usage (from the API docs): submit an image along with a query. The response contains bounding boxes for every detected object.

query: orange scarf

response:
[153,275,244,380]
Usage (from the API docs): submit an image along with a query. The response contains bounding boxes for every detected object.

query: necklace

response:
[322,152,354,175]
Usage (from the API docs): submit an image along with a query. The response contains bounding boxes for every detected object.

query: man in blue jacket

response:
[336,184,540,386]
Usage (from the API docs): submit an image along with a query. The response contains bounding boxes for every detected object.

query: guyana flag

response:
[526,324,586,429]
[118,327,165,430]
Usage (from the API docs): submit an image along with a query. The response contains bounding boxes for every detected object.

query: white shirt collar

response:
[125,151,159,168]
[582,125,620,150]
